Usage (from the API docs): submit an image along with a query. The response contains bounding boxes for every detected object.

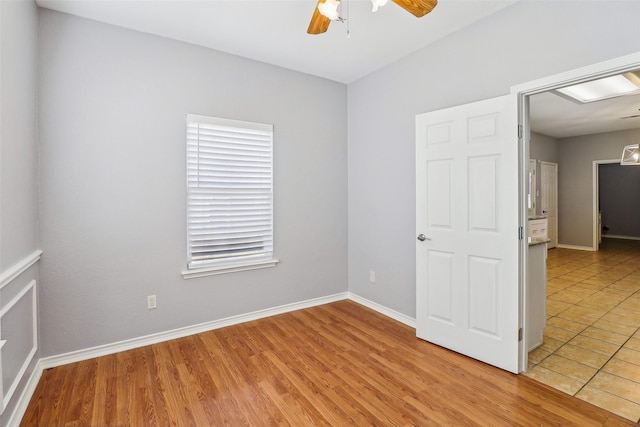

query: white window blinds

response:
[186,114,274,270]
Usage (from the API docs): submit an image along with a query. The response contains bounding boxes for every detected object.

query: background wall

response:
[38,10,348,357]
[557,128,640,248]
[0,1,40,425]
[530,132,558,164]
[347,1,640,318]
[599,163,640,239]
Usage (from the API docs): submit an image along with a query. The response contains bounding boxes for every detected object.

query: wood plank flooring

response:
[21,300,635,426]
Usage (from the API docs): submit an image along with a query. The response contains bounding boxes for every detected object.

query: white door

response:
[416,94,520,373]
[540,161,558,248]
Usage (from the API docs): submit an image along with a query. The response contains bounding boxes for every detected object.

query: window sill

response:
[182,258,279,279]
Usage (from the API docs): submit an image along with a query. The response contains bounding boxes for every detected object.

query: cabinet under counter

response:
[527,240,548,352]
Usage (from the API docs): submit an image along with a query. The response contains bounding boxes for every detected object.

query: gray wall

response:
[558,128,640,247]
[530,132,558,164]
[0,0,40,425]
[599,163,640,239]
[347,1,640,318]
[38,10,348,357]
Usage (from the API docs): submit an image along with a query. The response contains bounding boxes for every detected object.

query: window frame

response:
[182,114,278,279]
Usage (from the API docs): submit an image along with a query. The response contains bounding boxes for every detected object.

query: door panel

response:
[427,250,454,323]
[416,94,520,373]
[427,160,453,228]
[469,155,499,231]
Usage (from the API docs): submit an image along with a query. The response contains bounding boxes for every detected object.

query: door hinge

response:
[518,327,523,342]
[518,226,524,240]
[518,124,523,139]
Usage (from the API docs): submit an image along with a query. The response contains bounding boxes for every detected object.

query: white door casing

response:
[528,159,537,218]
[416,94,520,374]
[540,161,558,248]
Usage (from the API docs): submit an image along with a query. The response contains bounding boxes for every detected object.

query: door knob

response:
[417,234,430,241]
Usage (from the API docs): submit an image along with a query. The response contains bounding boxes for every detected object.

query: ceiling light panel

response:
[556,74,640,103]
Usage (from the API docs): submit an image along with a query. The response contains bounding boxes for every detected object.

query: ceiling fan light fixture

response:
[371,0,389,12]
[318,0,340,20]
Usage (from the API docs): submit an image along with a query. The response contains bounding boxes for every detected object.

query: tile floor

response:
[525,238,640,422]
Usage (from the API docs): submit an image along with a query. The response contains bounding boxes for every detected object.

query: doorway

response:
[517,56,640,421]
[415,52,640,372]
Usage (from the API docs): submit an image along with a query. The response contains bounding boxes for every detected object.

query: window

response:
[183,114,277,278]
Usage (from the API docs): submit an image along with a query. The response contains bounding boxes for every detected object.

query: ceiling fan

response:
[307,0,438,34]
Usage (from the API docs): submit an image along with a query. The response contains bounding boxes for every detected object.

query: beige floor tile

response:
[538,336,565,353]
[615,347,640,366]
[600,311,640,328]
[609,306,640,318]
[576,384,640,422]
[577,299,618,313]
[592,319,638,337]
[539,354,597,383]
[589,371,640,404]
[523,365,584,395]
[546,300,572,317]
[555,344,610,369]
[569,335,621,357]
[623,337,640,352]
[546,286,562,296]
[534,242,640,418]
[609,282,640,293]
[548,277,579,287]
[544,325,578,342]
[620,299,640,313]
[557,306,605,325]
[573,282,608,291]
[581,326,630,346]
[582,277,616,286]
[547,270,575,281]
[599,289,635,301]
[546,317,587,334]
[528,346,551,365]
[549,293,587,305]
[603,358,640,383]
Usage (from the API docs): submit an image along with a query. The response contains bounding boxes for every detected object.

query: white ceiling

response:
[530,88,640,139]
[36,0,519,84]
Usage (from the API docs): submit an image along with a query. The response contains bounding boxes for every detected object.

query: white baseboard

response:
[40,292,350,370]
[602,235,640,241]
[15,292,412,426]
[348,292,416,328]
[5,362,42,427]
[556,244,595,251]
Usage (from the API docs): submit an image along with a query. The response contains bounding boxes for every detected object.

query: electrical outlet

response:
[147,294,157,310]
[369,270,376,283]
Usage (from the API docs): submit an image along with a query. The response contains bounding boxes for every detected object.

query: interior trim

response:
[40,292,349,370]
[0,250,42,290]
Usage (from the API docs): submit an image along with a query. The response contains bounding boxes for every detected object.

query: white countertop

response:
[528,237,550,246]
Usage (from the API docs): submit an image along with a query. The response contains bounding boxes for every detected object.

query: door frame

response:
[511,51,640,372]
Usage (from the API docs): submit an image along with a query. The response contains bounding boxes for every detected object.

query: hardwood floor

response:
[21,300,635,426]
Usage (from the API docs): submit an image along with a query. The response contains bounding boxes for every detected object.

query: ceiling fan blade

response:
[307,0,331,34]
[392,0,437,18]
